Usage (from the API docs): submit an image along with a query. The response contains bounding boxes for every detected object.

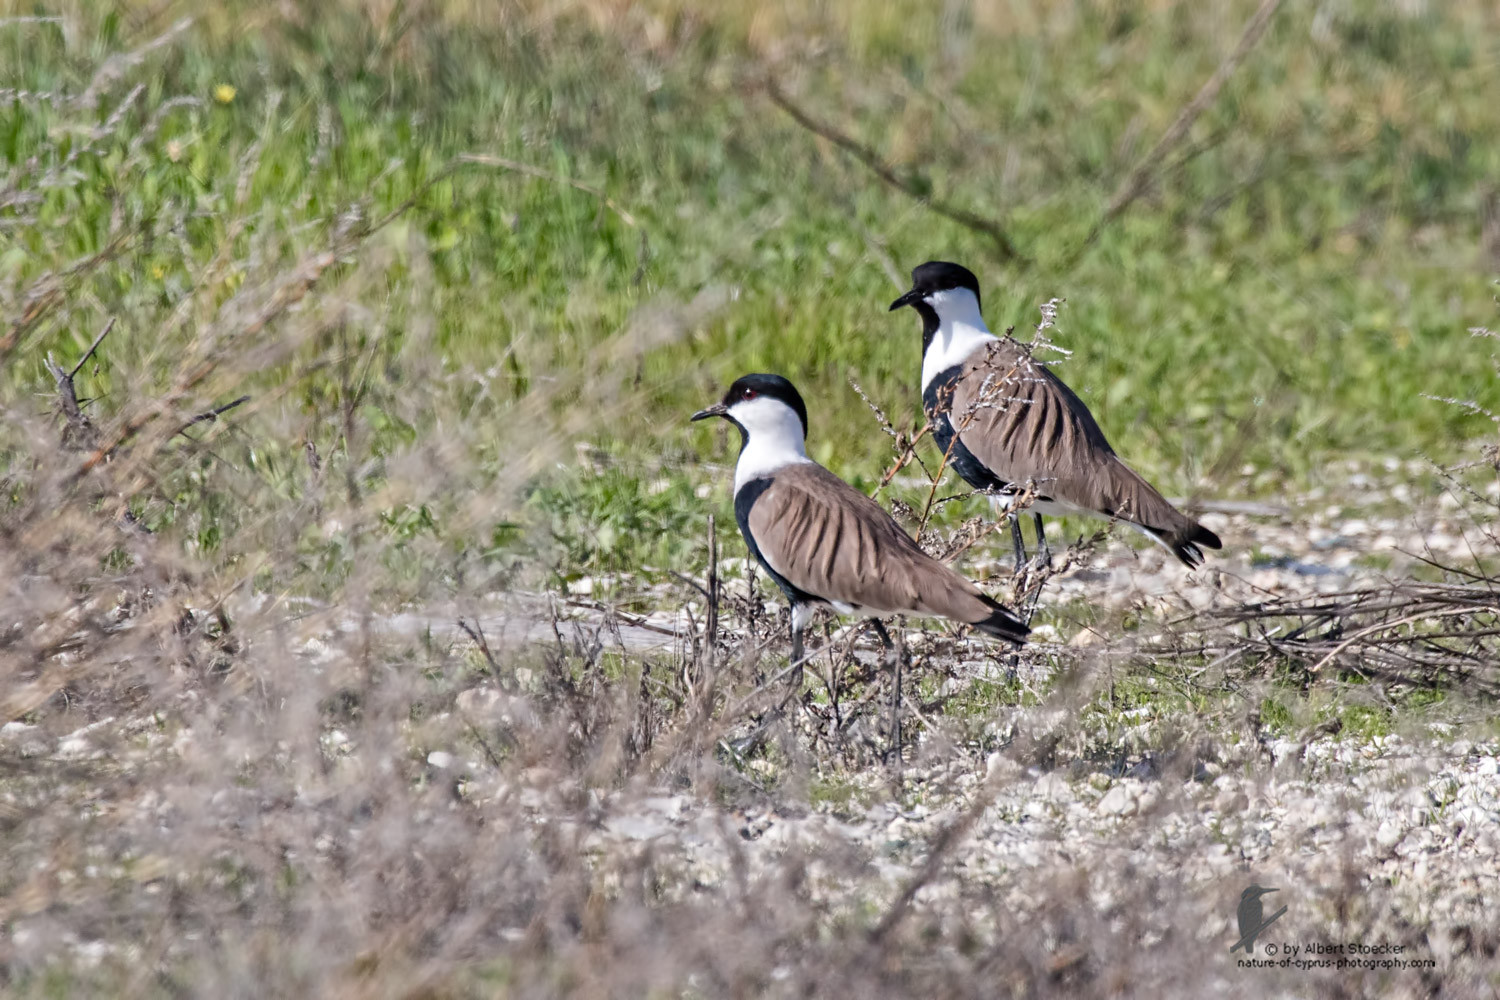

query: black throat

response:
[722,417,750,457]
[914,301,941,355]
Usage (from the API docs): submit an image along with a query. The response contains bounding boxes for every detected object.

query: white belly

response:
[987,493,1091,519]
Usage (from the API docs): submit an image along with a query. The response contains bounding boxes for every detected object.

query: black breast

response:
[922,365,1011,494]
[733,477,822,608]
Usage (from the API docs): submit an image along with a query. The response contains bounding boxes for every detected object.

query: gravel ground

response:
[433,704,1496,995]
[6,466,1496,995]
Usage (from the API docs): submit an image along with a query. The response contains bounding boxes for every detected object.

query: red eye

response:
[741,388,758,400]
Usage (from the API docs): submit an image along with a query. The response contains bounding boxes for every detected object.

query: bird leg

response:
[1032,513,1050,569]
[789,623,805,692]
[1015,513,1051,625]
[1008,512,1027,572]
[727,606,808,758]
[787,602,819,702]
[868,619,904,765]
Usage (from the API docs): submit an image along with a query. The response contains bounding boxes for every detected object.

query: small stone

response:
[427,751,454,770]
[1215,786,1249,814]
[604,812,676,841]
[1034,772,1068,801]
[986,753,1021,782]
[1098,784,1138,817]
[456,686,505,723]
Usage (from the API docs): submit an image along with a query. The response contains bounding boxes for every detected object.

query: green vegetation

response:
[4,1,1499,583]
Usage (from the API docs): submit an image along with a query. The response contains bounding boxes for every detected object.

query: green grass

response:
[3,1,1499,581]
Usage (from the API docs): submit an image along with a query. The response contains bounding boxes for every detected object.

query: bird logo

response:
[1229,884,1287,953]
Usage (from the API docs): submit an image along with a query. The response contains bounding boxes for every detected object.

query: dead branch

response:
[849,374,936,497]
[1084,0,1286,248]
[864,761,1005,949]
[65,204,384,482]
[458,617,513,690]
[41,318,115,450]
[69,317,115,379]
[172,394,251,438]
[766,81,1024,263]
[1165,577,1500,693]
[454,153,638,228]
[73,17,193,111]
[0,230,134,359]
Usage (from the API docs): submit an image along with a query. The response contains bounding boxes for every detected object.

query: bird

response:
[1229,884,1285,953]
[691,373,1029,672]
[889,260,1222,569]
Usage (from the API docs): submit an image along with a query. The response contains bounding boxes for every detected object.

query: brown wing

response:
[747,464,1026,640]
[947,339,1221,565]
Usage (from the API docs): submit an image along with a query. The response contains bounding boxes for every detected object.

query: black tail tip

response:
[1195,525,1224,551]
[1172,524,1222,569]
[976,608,1030,645]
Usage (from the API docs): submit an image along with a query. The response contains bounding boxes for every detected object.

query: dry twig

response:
[766,81,1023,263]
[1083,0,1286,249]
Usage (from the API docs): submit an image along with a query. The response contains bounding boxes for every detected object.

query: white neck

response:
[920,287,998,390]
[730,396,813,492]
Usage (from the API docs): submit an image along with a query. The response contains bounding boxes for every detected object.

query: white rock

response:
[456,686,506,723]
[1098,784,1138,817]
[604,812,675,841]
[427,751,455,770]
[1215,786,1249,814]
[1034,771,1068,801]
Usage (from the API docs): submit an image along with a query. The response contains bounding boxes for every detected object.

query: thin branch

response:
[454,153,638,228]
[69,317,116,378]
[1083,0,1285,248]
[42,324,115,449]
[871,423,933,500]
[42,353,93,447]
[864,764,1004,948]
[172,395,250,438]
[458,617,513,690]
[67,236,348,482]
[0,16,64,28]
[766,81,1024,264]
[1308,607,1499,675]
[1,228,135,359]
[73,18,193,111]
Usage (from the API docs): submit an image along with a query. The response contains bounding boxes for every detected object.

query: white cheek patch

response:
[920,286,999,391]
[731,396,812,492]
